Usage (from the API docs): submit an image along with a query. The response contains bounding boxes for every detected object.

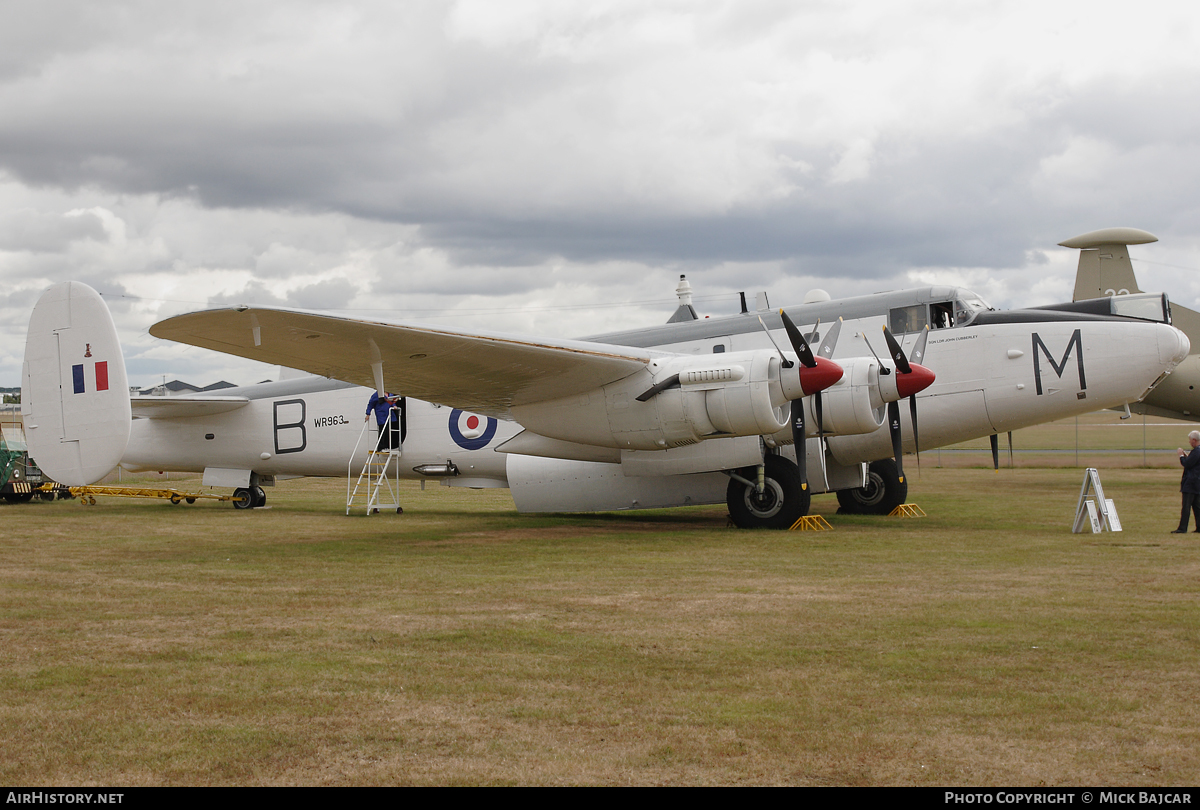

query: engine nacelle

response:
[511,351,791,451]
[765,357,887,447]
[803,357,886,437]
[816,357,892,436]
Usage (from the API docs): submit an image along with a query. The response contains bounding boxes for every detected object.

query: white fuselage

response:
[508,313,1187,512]
[122,379,517,487]
[120,290,1189,511]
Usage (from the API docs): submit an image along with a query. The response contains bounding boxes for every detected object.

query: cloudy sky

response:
[3,0,1200,389]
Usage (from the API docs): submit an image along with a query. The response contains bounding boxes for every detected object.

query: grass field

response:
[3,416,1200,786]
[930,410,1199,469]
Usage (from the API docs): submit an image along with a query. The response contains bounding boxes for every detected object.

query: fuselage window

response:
[889,305,928,334]
[713,344,726,353]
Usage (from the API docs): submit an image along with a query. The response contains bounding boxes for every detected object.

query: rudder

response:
[21,282,131,486]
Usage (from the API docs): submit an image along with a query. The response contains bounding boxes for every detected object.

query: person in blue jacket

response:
[1172,430,1200,533]
[365,391,404,452]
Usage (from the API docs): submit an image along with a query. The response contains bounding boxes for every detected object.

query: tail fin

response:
[21,282,131,485]
[1062,227,1157,301]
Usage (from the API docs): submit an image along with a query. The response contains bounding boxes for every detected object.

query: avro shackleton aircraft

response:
[22,277,1189,528]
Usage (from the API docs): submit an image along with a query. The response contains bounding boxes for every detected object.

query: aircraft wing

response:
[131,395,251,419]
[150,308,654,418]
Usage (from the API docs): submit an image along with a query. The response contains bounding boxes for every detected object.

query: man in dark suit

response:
[1172,430,1200,533]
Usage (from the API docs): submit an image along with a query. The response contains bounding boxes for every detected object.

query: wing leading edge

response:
[150,308,654,418]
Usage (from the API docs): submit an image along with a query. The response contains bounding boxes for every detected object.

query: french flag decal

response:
[72,361,109,394]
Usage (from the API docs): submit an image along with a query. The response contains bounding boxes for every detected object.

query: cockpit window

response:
[953,296,989,327]
[1109,293,1171,324]
[930,302,955,329]
[926,295,991,329]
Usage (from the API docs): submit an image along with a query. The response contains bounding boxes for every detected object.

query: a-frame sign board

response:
[1072,467,1122,534]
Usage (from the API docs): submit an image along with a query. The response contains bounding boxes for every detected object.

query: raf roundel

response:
[448,408,498,450]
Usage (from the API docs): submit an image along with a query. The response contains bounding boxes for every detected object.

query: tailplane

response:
[21,282,131,485]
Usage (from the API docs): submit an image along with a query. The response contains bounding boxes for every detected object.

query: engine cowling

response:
[766,356,887,445]
[814,357,888,436]
[512,350,809,451]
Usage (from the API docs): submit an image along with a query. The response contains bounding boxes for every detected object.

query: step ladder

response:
[347,410,403,515]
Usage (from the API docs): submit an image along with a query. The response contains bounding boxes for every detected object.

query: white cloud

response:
[3,0,1200,387]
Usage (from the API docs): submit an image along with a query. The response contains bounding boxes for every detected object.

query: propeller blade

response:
[791,400,808,493]
[882,327,933,485]
[1008,431,1014,468]
[882,326,912,374]
[909,325,930,365]
[819,433,829,491]
[812,314,828,451]
[909,393,920,475]
[906,325,931,477]
[860,332,885,370]
[817,318,843,360]
[780,310,817,368]
[888,400,905,484]
[757,315,794,369]
[990,433,999,472]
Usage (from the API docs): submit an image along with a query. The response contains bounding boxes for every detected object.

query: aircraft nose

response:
[1159,324,1191,366]
[798,356,844,396]
[895,363,936,398]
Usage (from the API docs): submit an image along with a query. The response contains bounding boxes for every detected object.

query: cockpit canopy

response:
[888,293,993,333]
[1033,292,1173,325]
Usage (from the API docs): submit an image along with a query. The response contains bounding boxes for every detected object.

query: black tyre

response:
[232,487,254,510]
[836,458,907,515]
[251,486,266,508]
[726,454,810,529]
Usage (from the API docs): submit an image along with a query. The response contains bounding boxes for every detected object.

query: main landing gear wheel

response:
[836,458,907,515]
[726,454,810,530]
[232,486,267,509]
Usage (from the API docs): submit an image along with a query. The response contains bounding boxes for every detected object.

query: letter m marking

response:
[1032,329,1086,396]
